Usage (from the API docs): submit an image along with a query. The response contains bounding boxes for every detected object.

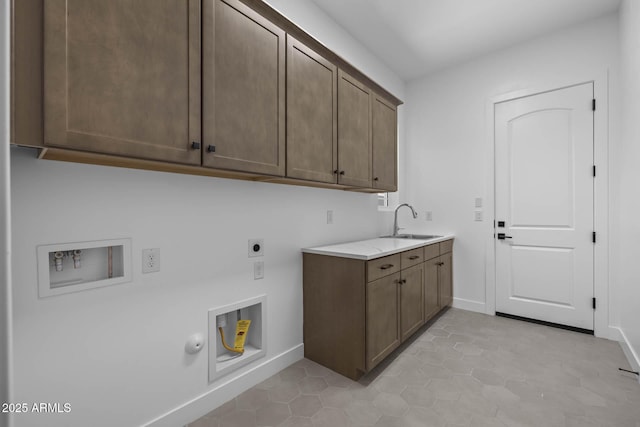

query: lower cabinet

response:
[366,272,400,371]
[439,251,453,308]
[303,239,454,380]
[424,257,441,322]
[400,263,425,342]
[424,242,454,321]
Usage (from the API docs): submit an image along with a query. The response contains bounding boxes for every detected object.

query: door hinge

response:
[592,297,596,310]
[592,99,596,111]
[593,165,596,177]
[592,231,596,243]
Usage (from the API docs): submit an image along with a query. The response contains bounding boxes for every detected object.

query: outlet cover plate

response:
[142,248,160,273]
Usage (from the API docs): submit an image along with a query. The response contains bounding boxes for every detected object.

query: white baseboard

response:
[452,297,486,314]
[615,327,640,383]
[604,325,623,342]
[142,344,304,427]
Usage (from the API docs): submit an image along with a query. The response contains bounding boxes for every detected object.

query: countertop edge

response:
[302,235,455,260]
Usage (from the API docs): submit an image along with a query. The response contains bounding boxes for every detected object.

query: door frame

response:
[484,71,612,339]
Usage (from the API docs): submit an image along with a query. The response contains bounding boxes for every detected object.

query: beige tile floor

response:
[188,308,640,427]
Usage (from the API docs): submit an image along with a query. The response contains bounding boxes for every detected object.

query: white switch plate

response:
[254,261,264,280]
[248,239,264,257]
[425,211,433,221]
[327,210,333,224]
[475,197,483,208]
[474,211,483,222]
[142,248,160,273]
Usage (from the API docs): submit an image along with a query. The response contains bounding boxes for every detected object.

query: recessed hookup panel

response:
[208,294,266,382]
[36,238,132,298]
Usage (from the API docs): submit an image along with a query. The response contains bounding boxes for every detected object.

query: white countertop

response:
[302,235,455,260]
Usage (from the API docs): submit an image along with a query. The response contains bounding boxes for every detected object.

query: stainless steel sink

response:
[382,234,443,240]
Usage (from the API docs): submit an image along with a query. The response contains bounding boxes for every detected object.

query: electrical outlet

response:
[142,248,160,273]
[327,210,333,224]
[254,261,264,280]
[248,239,264,257]
[474,211,483,222]
[425,211,433,221]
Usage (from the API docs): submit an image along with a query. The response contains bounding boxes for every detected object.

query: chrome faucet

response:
[393,203,418,236]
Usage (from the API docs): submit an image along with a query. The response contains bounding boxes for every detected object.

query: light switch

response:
[475,197,483,208]
[425,211,433,221]
[254,261,264,280]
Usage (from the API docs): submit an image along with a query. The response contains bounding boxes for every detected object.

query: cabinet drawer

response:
[423,243,439,260]
[440,240,453,254]
[401,248,423,269]
[367,254,400,282]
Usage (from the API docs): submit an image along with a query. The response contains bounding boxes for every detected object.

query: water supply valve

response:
[53,251,64,272]
[72,249,82,268]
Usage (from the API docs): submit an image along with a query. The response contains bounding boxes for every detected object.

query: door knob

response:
[497,233,513,240]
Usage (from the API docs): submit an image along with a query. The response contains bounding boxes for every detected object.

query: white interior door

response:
[495,83,594,331]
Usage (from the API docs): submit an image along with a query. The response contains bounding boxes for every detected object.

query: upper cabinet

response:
[43,0,201,165]
[286,36,337,183]
[372,94,398,191]
[337,70,373,188]
[202,0,285,176]
[17,0,402,192]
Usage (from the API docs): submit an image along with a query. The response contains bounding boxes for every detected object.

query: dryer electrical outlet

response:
[248,239,264,257]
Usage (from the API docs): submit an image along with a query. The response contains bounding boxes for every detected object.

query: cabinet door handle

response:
[374,177,379,181]
[339,170,345,175]
[379,264,394,270]
[207,145,216,153]
[400,279,407,284]
[408,255,420,260]
[437,262,444,266]
[191,141,201,150]
[333,169,339,174]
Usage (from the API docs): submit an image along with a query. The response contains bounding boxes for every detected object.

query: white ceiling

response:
[309,0,621,80]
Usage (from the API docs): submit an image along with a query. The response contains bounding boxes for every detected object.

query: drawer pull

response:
[408,255,420,260]
[379,264,394,270]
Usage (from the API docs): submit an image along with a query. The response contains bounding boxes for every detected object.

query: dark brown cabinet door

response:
[439,253,453,308]
[400,263,424,341]
[44,0,201,164]
[366,272,400,371]
[372,93,398,191]
[338,70,372,187]
[424,257,440,321]
[287,36,337,183]
[203,0,285,175]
